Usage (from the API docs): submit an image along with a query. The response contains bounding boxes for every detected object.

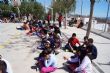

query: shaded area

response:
[98,62,110,65]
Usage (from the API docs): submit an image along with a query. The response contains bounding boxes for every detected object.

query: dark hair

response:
[43,20,45,24]
[43,49,52,57]
[88,38,93,43]
[84,36,88,40]
[0,60,7,73]
[72,33,76,37]
[0,55,2,59]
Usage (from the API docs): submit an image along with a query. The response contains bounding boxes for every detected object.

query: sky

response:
[37,0,52,8]
[36,0,110,18]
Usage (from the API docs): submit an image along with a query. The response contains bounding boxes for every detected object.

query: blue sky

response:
[35,0,108,17]
[37,0,52,7]
[75,0,110,17]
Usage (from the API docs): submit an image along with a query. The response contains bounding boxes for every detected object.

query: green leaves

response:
[0,2,45,19]
[52,0,76,14]
[19,2,45,19]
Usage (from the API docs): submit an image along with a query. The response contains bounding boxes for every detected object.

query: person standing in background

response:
[58,13,63,28]
[47,13,51,26]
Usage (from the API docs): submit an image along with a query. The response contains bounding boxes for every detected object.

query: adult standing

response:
[47,13,51,26]
[58,13,63,28]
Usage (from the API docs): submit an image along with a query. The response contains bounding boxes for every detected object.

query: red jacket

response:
[58,15,63,22]
[68,37,80,46]
[47,14,51,21]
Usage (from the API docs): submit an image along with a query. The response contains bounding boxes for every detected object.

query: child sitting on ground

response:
[63,50,80,70]
[35,49,57,73]
[40,49,57,73]
[64,33,80,53]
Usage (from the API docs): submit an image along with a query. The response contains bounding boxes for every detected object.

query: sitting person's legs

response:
[41,67,56,73]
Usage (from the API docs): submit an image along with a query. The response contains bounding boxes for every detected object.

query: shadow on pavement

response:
[98,62,110,65]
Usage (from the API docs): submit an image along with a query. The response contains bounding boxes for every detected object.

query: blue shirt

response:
[44,54,57,68]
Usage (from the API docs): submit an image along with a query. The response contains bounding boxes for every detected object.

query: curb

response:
[92,61,104,73]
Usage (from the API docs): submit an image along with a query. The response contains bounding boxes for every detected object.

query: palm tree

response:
[104,0,110,32]
[52,0,76,15]
[86,0,110,37]
[81,0,83,16]
[86,0,95,37]
[52,0,76,29]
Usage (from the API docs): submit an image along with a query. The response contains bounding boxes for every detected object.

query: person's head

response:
[0,60,7,73]
[84,36,88,41]
[43,49,52,60]
[88,38,94,45]
[45,41,51,48]
[72,33,76,38]
[0,55,2,59]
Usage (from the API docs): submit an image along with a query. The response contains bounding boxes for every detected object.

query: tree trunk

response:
[65,8,67,29]
[86,0,95,37]
[104,0,110,32]
[81,0,83,16]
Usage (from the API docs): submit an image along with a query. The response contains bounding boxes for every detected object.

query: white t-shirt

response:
[75,56,92,73]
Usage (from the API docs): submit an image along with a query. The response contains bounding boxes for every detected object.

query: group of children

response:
[16,18,98,73]
[26,20,62,73]
[63,33,97,73]
[35,31,98,73]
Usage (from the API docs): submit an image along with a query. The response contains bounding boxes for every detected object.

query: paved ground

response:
[0,23,108,73]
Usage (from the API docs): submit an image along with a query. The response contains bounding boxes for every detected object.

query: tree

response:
[0,4,12,17]
[86,0,95,37]
[104,0,110,32]
[0,2,45,19]
[3,0,9,4]
[86,0,110,37]
[19,2,45,19]
[52,0,76,15]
